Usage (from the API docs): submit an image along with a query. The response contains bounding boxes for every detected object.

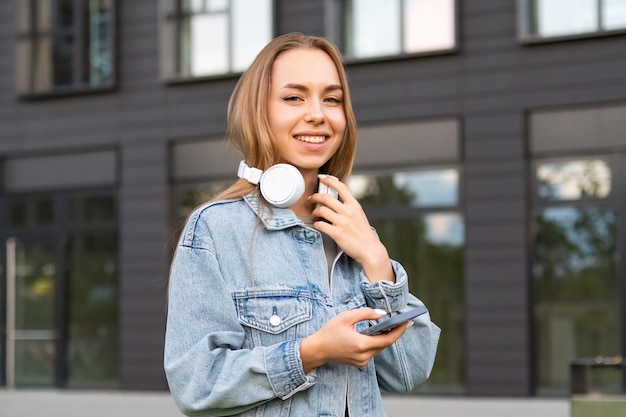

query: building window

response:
[160,0,273,80]
[340,0,456,60]
[529,103,626,395]
[16,0,116,96]
[1,150,118,388]
[531,156,621,395]
[348,167,465,394]
[347,118,463,393]
[518,0,626,41]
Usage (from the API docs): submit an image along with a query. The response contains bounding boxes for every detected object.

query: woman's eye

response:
[324,97,342,104]
[284,96,301,102]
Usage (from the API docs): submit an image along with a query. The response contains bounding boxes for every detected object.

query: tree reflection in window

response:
[349,172,465,394]
[349,169,458,208]
[537,159,611,201]
[65,232,118,388]
[533,206,619,395]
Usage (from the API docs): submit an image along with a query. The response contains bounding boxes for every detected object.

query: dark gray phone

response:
[359,306,428,336]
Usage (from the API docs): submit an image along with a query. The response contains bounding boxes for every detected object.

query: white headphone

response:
[237,160,305,208]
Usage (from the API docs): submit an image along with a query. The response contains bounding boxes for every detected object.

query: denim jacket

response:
[164,193,440,417]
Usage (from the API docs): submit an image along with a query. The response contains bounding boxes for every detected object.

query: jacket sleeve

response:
[164,244,316,417]
[360,259,441,392]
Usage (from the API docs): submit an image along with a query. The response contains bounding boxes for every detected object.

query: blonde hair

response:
[214,32,357,202]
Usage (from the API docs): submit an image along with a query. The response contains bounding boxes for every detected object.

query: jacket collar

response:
[243,192,303,230]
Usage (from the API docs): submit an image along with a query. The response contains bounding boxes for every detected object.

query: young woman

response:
[164,32,440,417]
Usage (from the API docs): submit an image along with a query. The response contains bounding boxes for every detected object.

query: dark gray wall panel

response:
[466,247,525,263]
[119,141,169,389]
[277,0,325,36]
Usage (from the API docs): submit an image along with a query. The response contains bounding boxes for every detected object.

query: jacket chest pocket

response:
[233,289,313,347]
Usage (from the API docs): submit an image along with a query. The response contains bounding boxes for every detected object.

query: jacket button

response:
[269,315,281,326]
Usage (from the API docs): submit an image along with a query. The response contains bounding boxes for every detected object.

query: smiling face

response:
[267,48,347,178]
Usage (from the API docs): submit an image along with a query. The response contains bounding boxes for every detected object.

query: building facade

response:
[1,0,626,397]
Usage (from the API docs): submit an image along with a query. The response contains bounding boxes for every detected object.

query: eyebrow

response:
[281,83,343,93]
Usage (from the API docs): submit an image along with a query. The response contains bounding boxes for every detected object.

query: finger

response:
[310,190,343,211]
[312,204,339,224]
[318,175,357,205]
[338,307,388,325]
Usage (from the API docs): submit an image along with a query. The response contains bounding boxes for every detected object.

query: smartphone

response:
[359,306,428,336]
[316,175,339,223]
[317,175,339,199]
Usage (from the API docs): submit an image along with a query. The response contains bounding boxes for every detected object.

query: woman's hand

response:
[309,175,394,283]
[299,308,410,373]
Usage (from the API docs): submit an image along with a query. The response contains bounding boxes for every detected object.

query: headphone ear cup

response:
[260,164,305,208]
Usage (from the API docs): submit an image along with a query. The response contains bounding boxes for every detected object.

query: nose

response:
[304,100,325,124]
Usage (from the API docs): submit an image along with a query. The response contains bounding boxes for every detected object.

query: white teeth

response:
[296,135,326,143]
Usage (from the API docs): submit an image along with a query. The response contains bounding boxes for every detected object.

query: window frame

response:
[160,0,275,83]
[517,0,626,44]
[15,0,118,99]
[329,0,459,64]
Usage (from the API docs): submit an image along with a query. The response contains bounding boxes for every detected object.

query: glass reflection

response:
[182,14,228,76]
[348,169,458,208]
[15,242,56,331]
[24,0,113,91]
[56,0,74,29]
[537,0,597,37]
[15,340,55,386]
[52,35,74,87]
[354,169,465,393]
[66,232,119,388]
[604,0,626,30]
[536,159,611,201]
[178,0,271,76]
[404,0,455,52]
[183,0,228,13]
[69,196,116,223]
[349,0,401,58]
[10,198,55,227]
[232,0,272,72]
[88,0,113,86]
[369,215,465,394]
[13,240,57,387]
[347,0,455,58]
[533,206,619,395]
[424,212,464,246]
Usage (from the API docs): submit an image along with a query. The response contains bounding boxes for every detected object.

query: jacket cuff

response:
[265,339,316,400]
[361,259,409,312]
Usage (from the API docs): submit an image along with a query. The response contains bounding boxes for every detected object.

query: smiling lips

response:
[295,135,327,144]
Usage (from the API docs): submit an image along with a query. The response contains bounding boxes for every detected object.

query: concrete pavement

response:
[0,389,570,417]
